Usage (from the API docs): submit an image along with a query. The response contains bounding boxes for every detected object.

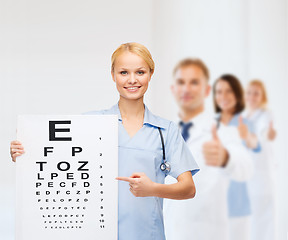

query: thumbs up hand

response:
[267,121,277,141]
[202,125,229,167]
[237,116,249,140]
[237,116,259,149]
[211,124,219,142]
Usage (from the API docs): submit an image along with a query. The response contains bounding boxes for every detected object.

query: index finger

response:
[116,177,135,183]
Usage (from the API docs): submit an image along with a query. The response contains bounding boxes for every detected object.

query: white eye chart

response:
[16,115,118,240]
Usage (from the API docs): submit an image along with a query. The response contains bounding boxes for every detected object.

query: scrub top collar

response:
[110,103,168,130]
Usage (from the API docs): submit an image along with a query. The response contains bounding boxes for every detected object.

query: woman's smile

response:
[124,86,141,92]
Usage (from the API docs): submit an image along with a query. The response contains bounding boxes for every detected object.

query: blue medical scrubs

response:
[227,113,261,217]
[86,104,199,240]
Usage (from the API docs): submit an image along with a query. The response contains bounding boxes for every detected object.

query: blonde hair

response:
[111,42,155,74]
[248,79,268,108]
[173,58,210,81]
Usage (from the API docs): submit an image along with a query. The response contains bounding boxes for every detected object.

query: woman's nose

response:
[128,74,137,84]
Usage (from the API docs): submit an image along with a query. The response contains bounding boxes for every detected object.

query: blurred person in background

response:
[213,74,261,240]
[243,80,277,240]
[164,59,253,240]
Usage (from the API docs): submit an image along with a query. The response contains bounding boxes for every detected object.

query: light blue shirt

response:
[86,103,199,240]
[227,113,261,217]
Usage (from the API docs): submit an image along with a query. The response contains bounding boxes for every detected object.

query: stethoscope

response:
[157,127,171,174]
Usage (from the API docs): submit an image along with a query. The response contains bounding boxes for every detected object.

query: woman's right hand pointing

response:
[10,140,25,162]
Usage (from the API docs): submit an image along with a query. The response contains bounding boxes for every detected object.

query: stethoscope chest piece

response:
[160,162,171,174]
[158,127,171,174]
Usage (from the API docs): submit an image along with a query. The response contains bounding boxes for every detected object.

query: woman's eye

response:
[120,71,128,75]
[137,71,145,75]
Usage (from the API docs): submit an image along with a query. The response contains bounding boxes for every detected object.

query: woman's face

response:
[112,51,152,101]
[245,84,263,110]
[215,80,237,113]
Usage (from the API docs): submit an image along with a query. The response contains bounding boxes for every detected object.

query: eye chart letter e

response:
[16,115,118,240]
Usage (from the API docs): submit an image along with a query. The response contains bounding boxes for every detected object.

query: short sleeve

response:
[165,122,199,179]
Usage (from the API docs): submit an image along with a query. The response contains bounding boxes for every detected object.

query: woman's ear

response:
[149,70,154,82]
[111,70,116,82]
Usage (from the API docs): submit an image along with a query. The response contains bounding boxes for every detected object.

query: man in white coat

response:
[163,58,253,240]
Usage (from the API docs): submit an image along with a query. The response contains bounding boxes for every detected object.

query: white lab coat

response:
[163,112,253,240]
[243,109,277,240]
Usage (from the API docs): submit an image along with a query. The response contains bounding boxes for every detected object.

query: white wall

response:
[1,0,287,239]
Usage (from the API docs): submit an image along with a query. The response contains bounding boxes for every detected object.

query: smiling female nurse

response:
[10,42,199,240]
